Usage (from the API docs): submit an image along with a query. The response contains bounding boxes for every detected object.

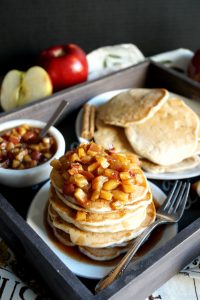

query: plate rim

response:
[26,180,177,280]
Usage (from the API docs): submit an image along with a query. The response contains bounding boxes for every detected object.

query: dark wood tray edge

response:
[0,60,200,299]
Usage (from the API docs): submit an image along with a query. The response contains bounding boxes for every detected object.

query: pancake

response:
[49,188,148,233]
[125,98,199,166]
[50,163,149,213]
[49,202,147,233]
[47,211,74,246]
[94,117,134,153]
[140,155,200,173]
[54,185,152,213]
[97,88,169,127]
[48,201,156,248]
[47,142,156,260]
[49,185,150,226]
[78,245,129,261]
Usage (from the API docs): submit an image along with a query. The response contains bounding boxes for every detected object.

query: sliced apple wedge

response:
[18,66,53,106]
[0,70,23,111]
[0,66,53,111]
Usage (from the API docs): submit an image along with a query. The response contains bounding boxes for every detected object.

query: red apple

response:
[187,49,200,83]
[39,44,88,91]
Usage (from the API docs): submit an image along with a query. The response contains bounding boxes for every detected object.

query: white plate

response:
[27,180,177,280]
[75,89,200,180]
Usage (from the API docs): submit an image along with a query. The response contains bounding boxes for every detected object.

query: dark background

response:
[0,0,199,75]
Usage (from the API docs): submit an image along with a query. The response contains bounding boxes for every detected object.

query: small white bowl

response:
[0,119,65,187]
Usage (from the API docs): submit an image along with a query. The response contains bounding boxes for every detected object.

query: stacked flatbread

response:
[95,88,200,173]
[47,142,156,261]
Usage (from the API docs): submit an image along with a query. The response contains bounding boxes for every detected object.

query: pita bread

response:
[125,98,199,166]
[140,156,200,173]
[98,88,169,127]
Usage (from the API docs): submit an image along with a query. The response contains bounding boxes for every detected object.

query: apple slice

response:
[0,66,53,111]
[17,66,53,106]
[0,70,23,111]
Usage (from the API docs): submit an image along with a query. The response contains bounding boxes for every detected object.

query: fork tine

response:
[173,182,188,212]
[163,180,184,211]
[165,181,184,212]
[162,180,179,210]
[175,182,190,217]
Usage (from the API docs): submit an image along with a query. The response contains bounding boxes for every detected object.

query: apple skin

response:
[187,49,200,82]
[38,44,88,91]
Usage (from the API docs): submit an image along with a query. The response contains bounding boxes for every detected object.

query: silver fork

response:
[95,180,191,293]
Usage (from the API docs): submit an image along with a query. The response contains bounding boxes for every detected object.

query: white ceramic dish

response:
[0,119,65,187]
[27,180,177,280]
[151,48,194,72]
[75,89,200,180]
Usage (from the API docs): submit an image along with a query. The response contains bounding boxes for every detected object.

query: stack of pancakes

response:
[47,142,156,261]
[95,88,200,173]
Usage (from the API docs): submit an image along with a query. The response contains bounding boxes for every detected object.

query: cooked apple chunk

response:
[74,188,87,204]
[103,179,120,190]
[112,190,129,202]
[75,211,87,221]
[99,189,113,201]
[92,176,108,190]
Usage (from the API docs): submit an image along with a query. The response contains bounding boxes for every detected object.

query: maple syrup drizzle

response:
[44,200,164,268]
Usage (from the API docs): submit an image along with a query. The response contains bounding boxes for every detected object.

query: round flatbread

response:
[98,88,169,127]
[140,156,200,173]
[125,98,199,166]
[94,117,134,153]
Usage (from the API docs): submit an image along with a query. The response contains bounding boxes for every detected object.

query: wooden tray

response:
[0,60,200,300]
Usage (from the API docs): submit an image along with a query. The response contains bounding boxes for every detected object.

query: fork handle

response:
[95,219,165,293]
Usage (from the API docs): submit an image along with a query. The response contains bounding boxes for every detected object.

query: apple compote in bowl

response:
[0,119,65,187]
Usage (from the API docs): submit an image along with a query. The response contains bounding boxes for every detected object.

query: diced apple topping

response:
[54,142,144,210]
[73,174,88,188]
[135,173,144,184]
[96,166,104,175]
[63,183,75,195]
[110,200,125,210]
[50,159,61,170]
[104,168,119,179]
[100,190,113,201]
[92,176,108,190]
[96,156,110,168]
[91,190,100,201]
[112,190,129,202]
[103,179,120,190]
[88,162,99,172]
[70,153,80,163]
[121,182,135,193]
[119,171,131,180]
[78,147,86,158]
[74,188,87,204]
[75,211,87,221]
[81,155,93,164]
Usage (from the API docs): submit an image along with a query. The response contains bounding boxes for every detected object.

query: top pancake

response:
[125,98,199,166]
[97,88,169,127]
[50,166,149,213]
